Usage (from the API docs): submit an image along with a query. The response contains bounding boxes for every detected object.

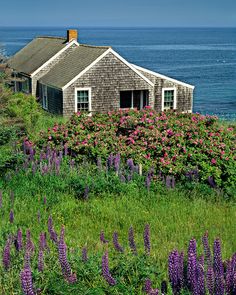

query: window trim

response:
[162,87,177,111]
[74,87,92,113]
[21,78,30,94]
[42,84,48,110]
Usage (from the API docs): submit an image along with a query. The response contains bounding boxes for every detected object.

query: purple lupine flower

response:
[128,226,137,255]
[225,259,232,295]
[20,265,35,295]
[58,226,77,283]
[0,190,2,208]
[107,154,114,170]
[112,231,124,253]
[38,250,44,272]
[102,251,116,286]
[24,251,31,269]
[213,238,224,295]
[48,215,58,244]
[114,153,121,173]
[100,230,109,244]
[208,176,217,188]
[206,266,215,295]
[26,230,34,254]
[43,196,47,205]
[202,231,212,268]
[70,159,75,170]
[197,255,205,295]
[15,228,23,251]
[97,157,102,171]
[2,238,11,270]
[165,176,172,189]
[127,159,134,171]
[39,232,46,251]
[143,224,151,255]
[9,209,14,223]
[82,247,88,262]
[64,144,68,156]
[168,250,181,294]
[178,252,184,290]
[187,239,198,294]
[120,174,126,182]
[144,278,152,293]
[84,186,89,201]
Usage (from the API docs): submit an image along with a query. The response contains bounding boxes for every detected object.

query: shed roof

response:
[8,37,68,75]
[39,44,109,88]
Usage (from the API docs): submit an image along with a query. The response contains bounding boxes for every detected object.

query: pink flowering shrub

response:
[37,110,236,189]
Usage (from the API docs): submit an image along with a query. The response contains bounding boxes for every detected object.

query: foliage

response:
[35,109,236,190]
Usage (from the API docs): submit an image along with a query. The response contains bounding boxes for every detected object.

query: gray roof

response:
[8,37,68,75]
[39,45,109,88]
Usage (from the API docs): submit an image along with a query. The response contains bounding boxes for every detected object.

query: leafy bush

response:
[36,110,236,190]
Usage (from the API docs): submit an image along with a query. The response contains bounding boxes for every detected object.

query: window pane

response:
[77,90,89,111]
[120,91,132,108]
[164,90,174,110]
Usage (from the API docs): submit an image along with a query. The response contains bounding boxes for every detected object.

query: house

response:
[8,29,194,116]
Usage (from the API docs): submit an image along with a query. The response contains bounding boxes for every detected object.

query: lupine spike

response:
[206,267,214,295]
[9,209,14,223]
[213,238,224,295]
[101,251,116,286]
[16,228,23,251]
[100,230,109,244]
[202,231,212,267]
[144,278,152,293]
[26,229,34,254]
[187,250,198,294]
[112,231,124,253]
[58,226,77,283]
[143,224,151,255]
[38,250,44,272]
[128,226,137,255]
[48,215,58,244]
[20,265,35,295]
[2,238,11,270]
[197,255,205,295]
[82,247,88,262]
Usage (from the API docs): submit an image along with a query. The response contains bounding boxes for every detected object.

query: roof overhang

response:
[133,64,195,89]
[62,48,154,90]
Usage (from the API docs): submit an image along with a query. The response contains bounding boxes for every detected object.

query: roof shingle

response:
[8,37,68,75]
[39,45,109,88]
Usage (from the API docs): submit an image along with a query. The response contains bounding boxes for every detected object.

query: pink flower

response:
[211,158,217,165]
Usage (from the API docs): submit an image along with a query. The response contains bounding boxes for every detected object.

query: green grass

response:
[1,166,236,294]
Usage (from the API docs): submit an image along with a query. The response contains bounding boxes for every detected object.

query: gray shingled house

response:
[8,29,194,116]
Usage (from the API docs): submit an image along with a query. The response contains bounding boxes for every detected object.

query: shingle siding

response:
[32,43,77,97]
[138,69,193,112]
[63,52,154,117]
[38,83,63,114]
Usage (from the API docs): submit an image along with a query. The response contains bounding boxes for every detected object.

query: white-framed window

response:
[162,88,177,111]
[42,84,48,110]
[120,90,148,110]
[75,87,91,112]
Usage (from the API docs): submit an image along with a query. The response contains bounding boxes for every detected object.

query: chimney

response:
[67,29,78,42]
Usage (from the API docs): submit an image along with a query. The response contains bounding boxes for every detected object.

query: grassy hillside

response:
[0,84,236,294]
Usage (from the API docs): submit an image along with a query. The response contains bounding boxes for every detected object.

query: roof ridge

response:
[79,43,111,49]
[36,36,66,40]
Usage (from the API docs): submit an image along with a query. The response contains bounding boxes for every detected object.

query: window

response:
[21,78,30,93]
[162,88,176,111]
[75,88,91,112]
[42,85,48,110]
[120,90,148,110]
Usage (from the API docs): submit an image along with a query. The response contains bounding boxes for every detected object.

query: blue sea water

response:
[0,27,235,120]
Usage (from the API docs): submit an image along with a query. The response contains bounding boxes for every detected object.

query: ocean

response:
[0,27,235,120]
